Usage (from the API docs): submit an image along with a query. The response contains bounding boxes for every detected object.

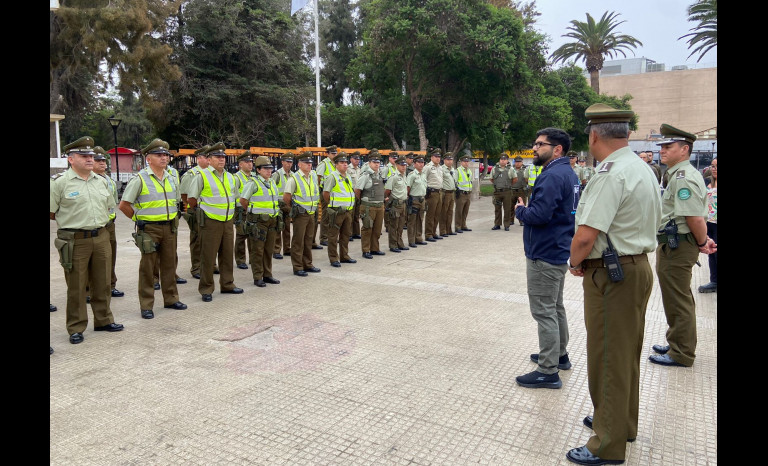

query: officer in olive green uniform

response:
[490,154,515,231]
[423,150,444,241]
[186,142,244,301]
[119,139,187,319]
[347,151,363,240]
[406,156,428,247]
[565,104,661,465]
[234,151,256,269]
[510,156,528,226]
[382,151,399,234]
[385,156,410,251]
[315,146,338,246]
[240,156,282,287]
[179,145,215,278]
[577,156,595,190]
[283,151,322,276]
[405,152,416,175]
[438,152,458,236]
[355,156,386,258]
[323,152,358,267]
[271,153,295,259]
[649,124,716,368]
[153,158,186,289]
[91,146,124,297]
[50,136,124,344]
[454,154,473,231]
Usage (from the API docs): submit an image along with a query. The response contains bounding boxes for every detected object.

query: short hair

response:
[535,127,571,154]
[590,122,629,140]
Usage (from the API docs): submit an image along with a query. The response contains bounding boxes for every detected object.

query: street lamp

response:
[107,115,122,182]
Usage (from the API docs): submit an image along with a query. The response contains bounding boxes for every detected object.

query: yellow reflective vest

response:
[199,168,237,221]
[328,172,354,210]
[132,170,178,222]
[247,177,280,216]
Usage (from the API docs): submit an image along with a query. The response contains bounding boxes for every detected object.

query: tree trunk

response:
[590,69,600,94]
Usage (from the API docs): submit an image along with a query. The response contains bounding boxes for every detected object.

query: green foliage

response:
[679,0,717,62]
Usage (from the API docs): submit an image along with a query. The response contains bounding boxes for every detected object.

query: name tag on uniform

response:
[66,191,80,198]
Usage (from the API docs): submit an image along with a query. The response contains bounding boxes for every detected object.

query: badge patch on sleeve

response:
[597,162,613,173]
[676,170,686,179]
[677,188,691,200]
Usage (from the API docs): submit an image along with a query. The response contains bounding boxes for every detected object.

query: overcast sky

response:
[292,0,717,68]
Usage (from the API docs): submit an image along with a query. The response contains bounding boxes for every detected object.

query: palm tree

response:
[550,11,642,94]
[679,0,717,62]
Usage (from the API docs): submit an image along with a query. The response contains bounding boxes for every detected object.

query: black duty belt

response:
[583,253,647,269]
[61,227,105,239]
[494,188,511,192]
[458,190,471,194]
[361,201,384,207]
[442,189,455,193]
[142,220,172,225]
[427,187,440,193]
[657,232,694,244]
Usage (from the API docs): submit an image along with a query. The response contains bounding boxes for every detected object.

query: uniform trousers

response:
[656,240,699,366]
[61,228,115,335]
[584,256,652,461]
[327,208,353,262]
[247,214,278,280]
[439,190,455,235]
[407,198,425,244]
[424,190,442,239]
[198,216,236,294]
[188,210,202,275]
[361,204,385,253]
[511,188,527,224]
[388,202,407,249]
[106,220,118,288]
[492,189,513,227]
[455,191,471,229]
[318,197,329,243]
[526,258,569,375]
[274,203,292,255]
[235,229,249,266]
[139,223,180,310]
[352,198,361,236]
[153,245,180,283]
[290,211,316,271]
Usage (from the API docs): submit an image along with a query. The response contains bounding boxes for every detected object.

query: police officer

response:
[385,156,410,252]
[423,149,444,241]
[186,142,244,301]
[565,104,661,465]
[455,154,473,232]
[119,139,187,319]
[347,151,363,240]
[405,152,416,175]
[240,156,282,287]
[91,146,124,297]
[489,154,515,231]
[406,156,428,248]
[271,152,294,260]
[179,145,214,279]
[153,151,186,289]
[355,155,386,258]
[510,155,528,226]
[382,151,399,234]
[314,145,338,247]
[233,151,256,269]
[649,124,717,368]
[578,156,595,190]
[439,152,458,237]
[283,151,322,276]
[50,136,124,344]
[323,152,358,267]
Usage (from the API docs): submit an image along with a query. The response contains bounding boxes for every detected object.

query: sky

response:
[292,0,716,68]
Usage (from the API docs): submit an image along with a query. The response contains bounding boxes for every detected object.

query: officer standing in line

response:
[180,145,217,279]
[526,160,542,190]
[639,150,662,183]
[577,156,595,190]
[405,152,416,175]
[406,156,428,248]
[489,154,515,231]
[51,136,124,344]
[271,152,294,260]
[423,149,444,242]
[323,152,358,267]
[347,151,363,240]
[385,156,410,252]
[240,156,282,287]
[283,151,322,276]
[382,151,399,234]
[91,146,124,298]
[568,151,582,180]
[314,145,338,247]
[649,124,717,368]
[565,104,661,466]
[354,156,386,259]
[510,155,528,226]
[439,152,458,237]
[118,139,187,319]
[233,151,256,269]
[186,142,244,302]
[454,153,473,232]
[153,152,186,289]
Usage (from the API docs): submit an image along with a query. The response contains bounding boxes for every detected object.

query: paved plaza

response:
[50,195,717,465]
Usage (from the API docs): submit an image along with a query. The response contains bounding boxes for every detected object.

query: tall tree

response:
[549,11,642,94]
[319,0,358,107]
[679,0,717,62]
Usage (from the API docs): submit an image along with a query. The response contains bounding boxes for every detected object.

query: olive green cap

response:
[237,151,253,162]
[63,136,96,155]
[281,152,295,162]
[405,152,415,159]
[325,145,338,153]
[414,156,425,163]
[442,152,453,160]
[253,155,272,169]
[578,156,587,162]
[388,151,399,158]
[499,154,509,160]
[430,149,442,157]
[584,103,634,125]
[395,157,407,165]
[297,151,314,162]
[349,151,361,159]
[369,148,380,157]
[514,156,523,162]
[459,154,471,161]
[205,142,227,156]
[567,150,578,158]
[93,146,108,160]
[194,145,211,156]
[656,123,697,145]
[142,138,171,156]
[334,151,349,163]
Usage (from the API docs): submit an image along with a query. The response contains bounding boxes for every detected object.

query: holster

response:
[54,230,76,272]
[171,215,179,234]
[251,222,268,242]
[361,206,373,229]
[326,206,339,229]
[276,214,285,232]
[132,228,158,254]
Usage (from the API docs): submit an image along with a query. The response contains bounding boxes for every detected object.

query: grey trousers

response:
[526,258,569,375]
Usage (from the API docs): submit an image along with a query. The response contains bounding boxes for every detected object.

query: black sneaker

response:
[530,352,572,370]
[515,370,562,389]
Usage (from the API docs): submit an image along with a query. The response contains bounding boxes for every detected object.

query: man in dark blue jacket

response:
[514,127,580,389]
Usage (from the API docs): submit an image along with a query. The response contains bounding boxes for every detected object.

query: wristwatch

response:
[568,260,582,270]
[697,237,708,247]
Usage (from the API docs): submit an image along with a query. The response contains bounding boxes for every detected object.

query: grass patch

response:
[479,184,495,196]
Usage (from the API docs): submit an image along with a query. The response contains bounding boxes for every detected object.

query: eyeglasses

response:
[532,141,556,148]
